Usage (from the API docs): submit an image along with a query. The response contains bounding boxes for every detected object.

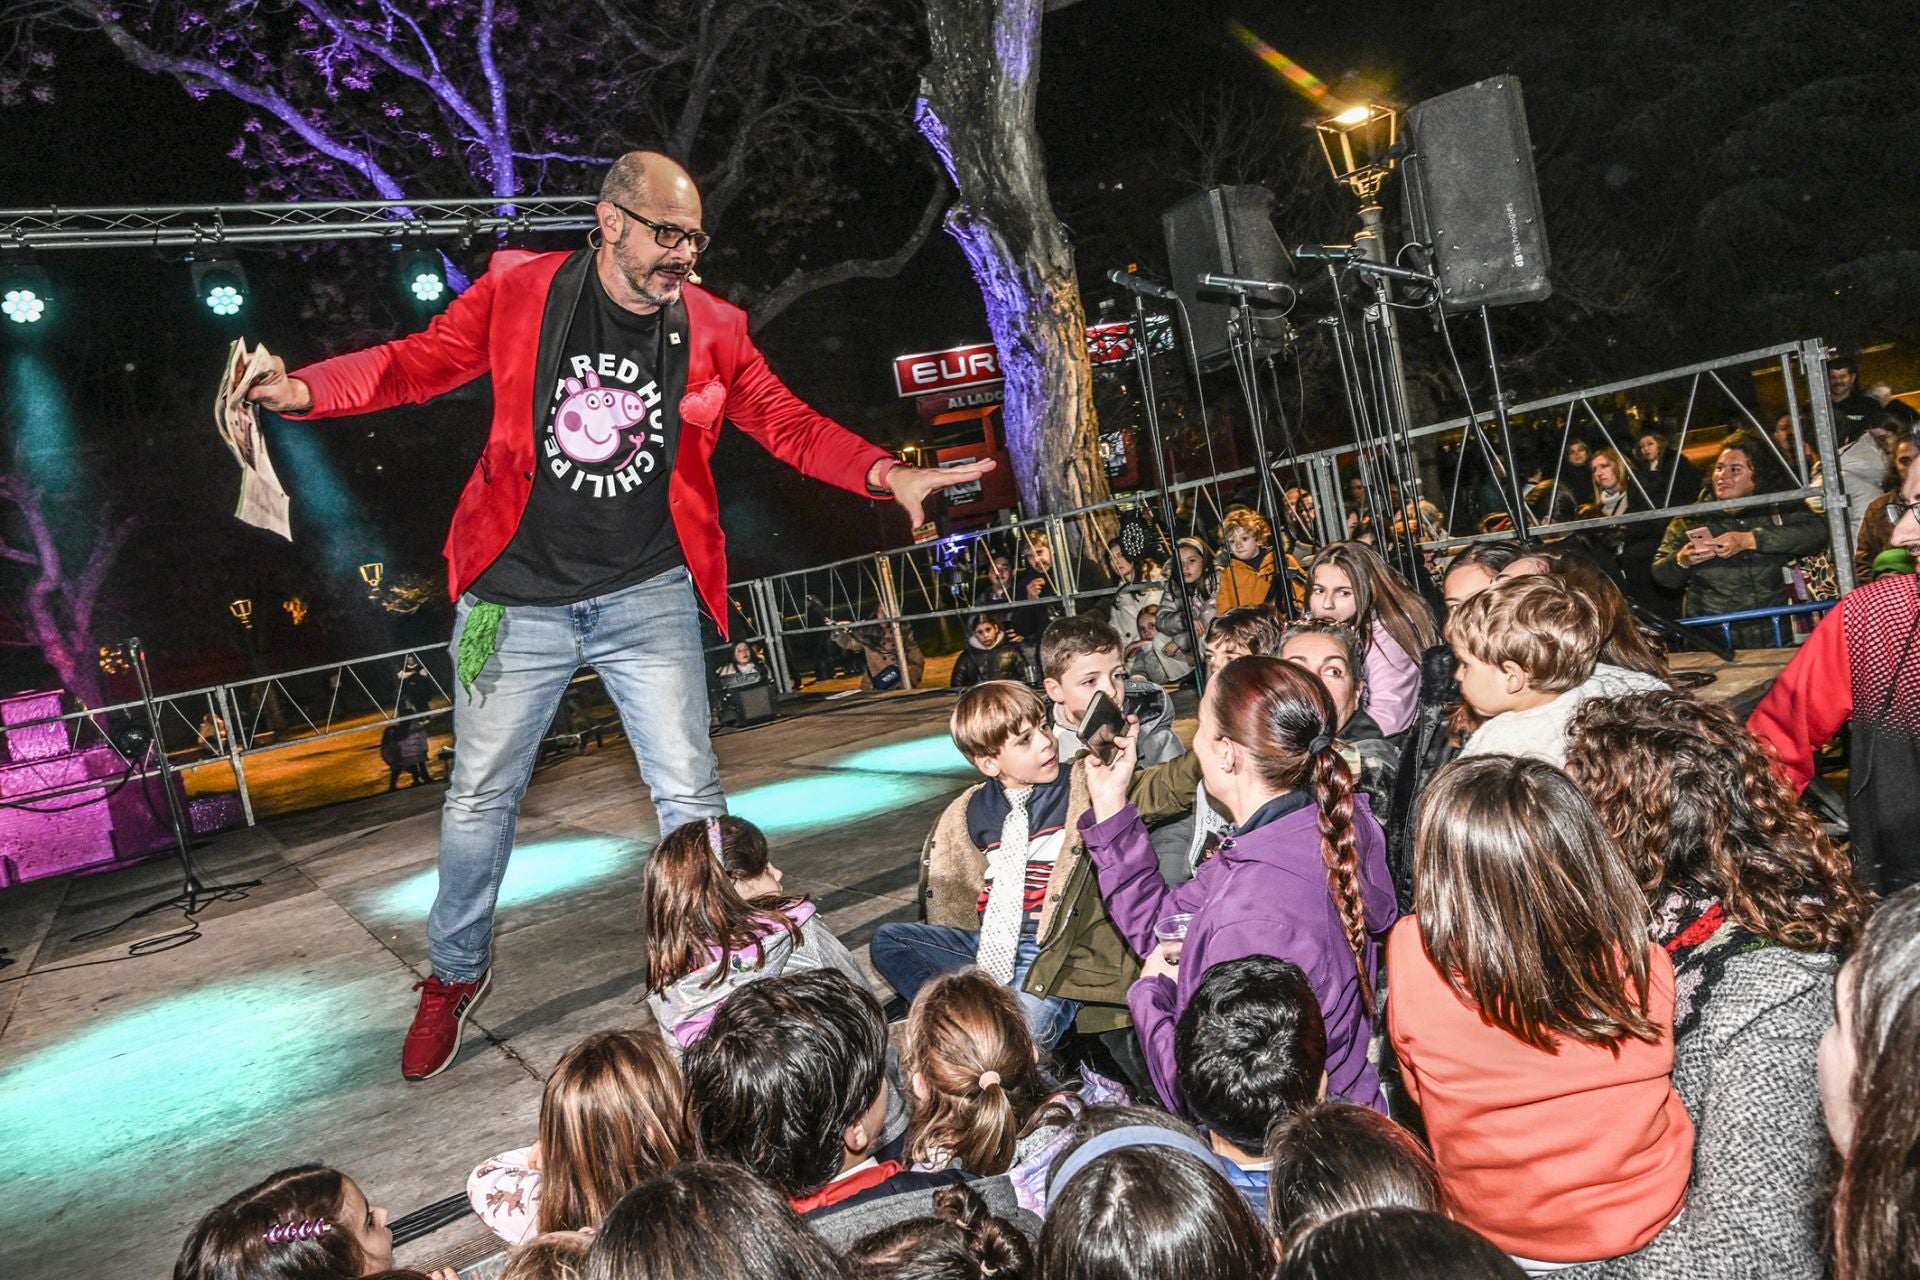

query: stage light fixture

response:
[190,255,250,318]
[1316,101,1399,199]
[398,250,447,306]
[2,263,53,325]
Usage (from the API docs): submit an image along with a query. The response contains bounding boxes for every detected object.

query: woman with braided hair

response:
[1079,655,1397,1113]
[175,1165,447,1280]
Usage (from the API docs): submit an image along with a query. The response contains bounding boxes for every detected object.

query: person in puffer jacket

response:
[643,815,867,1047]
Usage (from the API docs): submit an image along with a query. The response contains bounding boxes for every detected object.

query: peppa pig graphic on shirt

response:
[540,353,670,501]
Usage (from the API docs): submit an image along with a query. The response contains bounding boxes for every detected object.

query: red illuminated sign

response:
[893,323,1139,398]
[893,343,1002,397]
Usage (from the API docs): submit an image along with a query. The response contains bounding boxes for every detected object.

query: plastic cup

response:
[1153,913,1193,963]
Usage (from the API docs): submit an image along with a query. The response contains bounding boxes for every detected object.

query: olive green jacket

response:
[916,754,1199,1035]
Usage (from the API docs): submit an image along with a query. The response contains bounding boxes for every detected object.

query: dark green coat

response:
[1651,503,1827,647]
[915,754,1198,1035]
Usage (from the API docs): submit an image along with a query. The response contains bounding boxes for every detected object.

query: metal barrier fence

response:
[1678,600,1839,651]
[0,339,1869,832]
[740,338,1861,691]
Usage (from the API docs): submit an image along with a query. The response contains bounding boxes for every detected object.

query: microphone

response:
[1198,272,1292,294]
[1293,243,1357,262]
[1107,269,1178,300]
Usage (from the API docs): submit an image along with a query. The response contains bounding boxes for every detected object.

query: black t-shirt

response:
[471,274,685,606]
[1830,391,1884,445]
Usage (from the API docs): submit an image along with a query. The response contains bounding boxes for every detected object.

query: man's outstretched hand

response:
[880,458,997,527]
[241,349,313,415]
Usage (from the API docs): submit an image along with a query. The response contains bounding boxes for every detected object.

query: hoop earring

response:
[586,226,603,250]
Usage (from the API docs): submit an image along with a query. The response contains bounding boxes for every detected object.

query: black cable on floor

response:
[391,1191,476,1245]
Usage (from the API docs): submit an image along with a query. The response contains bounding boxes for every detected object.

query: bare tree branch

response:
[749,169,949,333]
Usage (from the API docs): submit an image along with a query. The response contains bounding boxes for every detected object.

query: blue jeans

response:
[429,567,726,980]
[870,922,1081,1049]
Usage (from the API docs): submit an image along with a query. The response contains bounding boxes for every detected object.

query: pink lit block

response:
[1,690,68,763]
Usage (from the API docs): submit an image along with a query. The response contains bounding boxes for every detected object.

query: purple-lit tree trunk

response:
[0,475,138,710]
[916,0,1108,520]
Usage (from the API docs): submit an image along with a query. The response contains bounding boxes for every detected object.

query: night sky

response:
[0,0,1911,691]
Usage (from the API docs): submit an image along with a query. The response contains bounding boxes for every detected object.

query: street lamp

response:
[358,561,384,600]
[229,598,255,629]
[1315,102,1398,200]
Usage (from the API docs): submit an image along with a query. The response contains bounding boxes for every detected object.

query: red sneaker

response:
[401,971,491,1081]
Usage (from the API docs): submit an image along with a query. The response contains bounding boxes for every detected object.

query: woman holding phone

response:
[1076,656,1398,1114]
[1651,432,1825,647]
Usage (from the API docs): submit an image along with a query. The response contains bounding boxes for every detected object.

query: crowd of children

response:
[178,505,1920,1280]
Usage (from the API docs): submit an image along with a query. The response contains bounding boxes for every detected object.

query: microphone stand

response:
[1217,284,1296,620]
[1126,291,1205,695]
[70,637,262,942]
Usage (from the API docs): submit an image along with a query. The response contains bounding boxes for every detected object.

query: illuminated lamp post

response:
[1315,101,1423,546]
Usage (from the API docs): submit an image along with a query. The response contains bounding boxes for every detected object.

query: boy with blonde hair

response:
[1447,576,1667,768]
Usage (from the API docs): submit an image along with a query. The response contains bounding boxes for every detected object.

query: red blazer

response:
[289,250,888,630]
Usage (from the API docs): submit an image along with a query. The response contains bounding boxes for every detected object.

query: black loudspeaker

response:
[1160,186,1294,371]
[1403,75,1552,313]
[733,682,778,725]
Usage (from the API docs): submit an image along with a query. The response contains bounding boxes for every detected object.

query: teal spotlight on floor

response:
[1,263,52,326]
[398,249,448,306]
[189,254,249,318]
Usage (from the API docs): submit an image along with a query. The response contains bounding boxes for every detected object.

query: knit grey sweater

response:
[1564,935,1835,1279]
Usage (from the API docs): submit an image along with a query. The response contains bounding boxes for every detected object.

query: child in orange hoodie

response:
[1387,754,1693,1273]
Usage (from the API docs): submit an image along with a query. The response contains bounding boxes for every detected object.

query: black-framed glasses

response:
[605,200,710,254]
[1888,500,1918,528]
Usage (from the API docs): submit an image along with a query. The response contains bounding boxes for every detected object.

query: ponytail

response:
[1211,658,1376,1011]
[903,970,1055,1176]
[643,816,804,996]
[1310,739,1372,1010]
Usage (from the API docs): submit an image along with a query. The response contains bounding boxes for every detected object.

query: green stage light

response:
[2,288,46,324]
[399,250,448,306]
[204,281,244,316]
[1,264,53,326]
[409,267,445,303]
[189,256,249,319]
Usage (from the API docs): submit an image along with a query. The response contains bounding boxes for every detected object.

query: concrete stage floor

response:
[0,689,988,1280]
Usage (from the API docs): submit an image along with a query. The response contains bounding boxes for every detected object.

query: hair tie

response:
[263,1219,331,1245]
[705,816,725,867]
[977,1070,1001,1089]
[1307,733,1332,755]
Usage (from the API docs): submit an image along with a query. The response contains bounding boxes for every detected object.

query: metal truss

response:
[0,196,597,252]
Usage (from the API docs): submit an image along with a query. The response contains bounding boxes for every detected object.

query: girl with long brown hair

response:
[469,1028,691,1243]
[1308,541,1439,736]
[1081,655,1398,1113]
[1559,691,1862,1279]
[901,969,1078,1176]
[643,814,866,1047]
[1387,755,1693,1269]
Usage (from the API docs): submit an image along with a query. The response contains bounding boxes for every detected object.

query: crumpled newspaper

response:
[215,339,292,540]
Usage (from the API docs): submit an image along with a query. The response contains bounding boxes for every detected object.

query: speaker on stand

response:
[1160,186,1296,371]
[1160,186,1304,606]
[1402,73,1552,535]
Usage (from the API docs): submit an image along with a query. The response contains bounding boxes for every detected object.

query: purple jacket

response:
[1078,794,1398,1113]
